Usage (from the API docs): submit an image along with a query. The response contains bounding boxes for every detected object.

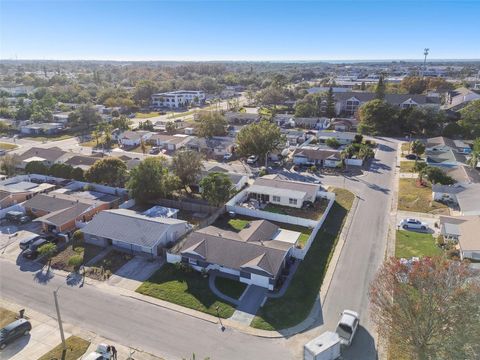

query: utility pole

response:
[53,288,67,360]
[423,48,429,77]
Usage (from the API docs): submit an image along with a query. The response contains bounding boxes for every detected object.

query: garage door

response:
[250,273,270,288]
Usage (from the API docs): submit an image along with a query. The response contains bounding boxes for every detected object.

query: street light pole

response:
[53,288,67,360]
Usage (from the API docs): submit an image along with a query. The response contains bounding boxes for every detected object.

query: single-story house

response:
[225,112,259,125]
[185,136,235,157]
[169,219,295,290]
[432,183,480,216]
[119,130,153,147]
[282,129,307,145]
[426,136,471,154]
[63,155,99,171]
[0,180,55,209]
[22,191,116,233]
[440,215,480,260]
[293,147,342,168]
[149,134,191,151]
[17,147,67,169]
[442,87,480,112]
[293,117,327,129]
[331,118,358,132]
[247,174,321,208]
[20,122,65,136]
[52,112,71,124]
[317,131,356,145]
[82,209,190,256]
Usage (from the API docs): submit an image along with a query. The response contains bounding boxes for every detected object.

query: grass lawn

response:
[0,142,17,150]
[24,134,73,142]
[136,264,237,318]
[38,336,90,360]
[86,250,133,281]
[215,276,247,300]
[399,161,417,173]
[80,136,117,150]
[0,307,17,327]
[401,142,411,153]
[398,179,448,214]
[251,188,354,330]
[395,230,442,258]
[135,111,161,118]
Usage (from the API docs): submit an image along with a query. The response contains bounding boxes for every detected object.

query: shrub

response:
[259,168,268,177]
[309,165,317,173]
[436,235,445,247]
[446,248,460,260]
[68,255,83,270]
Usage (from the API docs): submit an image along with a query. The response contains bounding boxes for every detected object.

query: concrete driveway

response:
[107,256,163,291]
[396,211,440,235]
[0,230,39,263]
[0,318,70,360]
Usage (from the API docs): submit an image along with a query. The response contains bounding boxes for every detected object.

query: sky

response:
[1,0,479,61]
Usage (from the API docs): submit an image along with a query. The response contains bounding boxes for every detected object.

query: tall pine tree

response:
[375,75,386,100]
[326,87,336,118]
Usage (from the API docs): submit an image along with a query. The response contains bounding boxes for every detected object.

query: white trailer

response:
[304,331,341,360]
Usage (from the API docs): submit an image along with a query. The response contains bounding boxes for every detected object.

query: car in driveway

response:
[0,319,32,350]
[19,234,43,251]
[246,155,258,164]
[22,238,49,259]
[405,154,420,160]
[223,152,233,161]
[336,310,359,346]
[400,218,428,230]
[149,146,160,155]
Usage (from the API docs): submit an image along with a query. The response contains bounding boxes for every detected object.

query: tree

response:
[459,99,480,137]
[400,76,427,94]
[165,121,176,134]
[92,129,101,147]
[468,138,480,169]
[111,115,131,131]
[172,150,203,191]
[236,120,285,164]
[71,230,84,250]
[358,99,399,135]
[196,111,227,138]
[294,102,316,118]
[410,140,425,164]
[140,139,147,155]
[127,157,180,204]
[71,103,102,131]
[85,158,127,187]
[354,134,364,144]
[375,75,386,100]
[25,161,49,175]
[133,80,158,107]
[420,166,455,185]
[199,172,233,207]
[71,167,85,181]
[38,243,57,273]
[0,154,19,176]
[358,145,375,160]
[256,86,286,107]
[325,87,336,118]
[68,254,83,271]
[325,138,340,149]
[369,257,480,360]
[49,163,74,179]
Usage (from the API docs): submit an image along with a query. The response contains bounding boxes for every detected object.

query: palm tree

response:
[411,140,426,165]
[140,139,147,155]
[92,130,100,147]
[468,151,479,169]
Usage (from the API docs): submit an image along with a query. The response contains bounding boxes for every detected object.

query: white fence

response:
[345,158,363,166]
[227,189,336,260]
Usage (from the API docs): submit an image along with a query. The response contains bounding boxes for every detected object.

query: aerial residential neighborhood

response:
[0,1,479,360]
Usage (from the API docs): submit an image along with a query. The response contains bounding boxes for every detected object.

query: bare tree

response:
[369,257,480,360]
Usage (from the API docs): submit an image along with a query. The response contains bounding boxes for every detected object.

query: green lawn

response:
[38,336,90,360]
[0,142,17,150]
[399,161,416,173]
[251,188,354,330]
[24,134,73,142]
[136,264,237,318]
[0,307,17,327]
[401,142,411,153]
[215,276,247,300]
[398,179,448,214]
[395,230,442,258]
[135,111,161,118]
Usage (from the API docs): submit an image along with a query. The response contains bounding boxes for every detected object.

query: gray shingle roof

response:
[18,147,66,163]
[82,209,187,248]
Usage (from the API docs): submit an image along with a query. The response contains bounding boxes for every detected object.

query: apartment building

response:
[151,90,206,109]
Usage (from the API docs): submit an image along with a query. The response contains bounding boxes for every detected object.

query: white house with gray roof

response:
[82,209,190,256]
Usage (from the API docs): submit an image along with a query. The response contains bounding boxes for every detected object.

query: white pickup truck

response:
[83,344,113,360]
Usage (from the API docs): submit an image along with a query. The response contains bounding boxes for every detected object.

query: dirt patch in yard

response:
[47,244,103,272]
[86,250,133,281]
[263,198,328,220]
[0,307,18,327]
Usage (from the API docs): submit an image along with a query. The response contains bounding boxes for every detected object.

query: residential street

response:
[0,137,399,360]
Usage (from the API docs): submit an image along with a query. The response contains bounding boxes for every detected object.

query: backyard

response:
[136,264,240,318]
[395,230,443,258]
[398,179,449,214]
[263,197,329,221]
[38,336,90,360]
[250,188,355,330]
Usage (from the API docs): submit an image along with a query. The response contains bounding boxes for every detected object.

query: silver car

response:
[336,310,360,346]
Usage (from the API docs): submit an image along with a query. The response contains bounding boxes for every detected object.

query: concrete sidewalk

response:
[0,298,164,360]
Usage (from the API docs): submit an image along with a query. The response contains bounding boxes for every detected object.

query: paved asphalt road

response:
[0,137,399,360]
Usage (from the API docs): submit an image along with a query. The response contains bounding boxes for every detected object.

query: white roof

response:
[272,229,301,244]
[248,184,306,200]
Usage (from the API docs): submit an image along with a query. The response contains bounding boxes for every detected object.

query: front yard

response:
[47,244,103,273]
[251,188,355,331]
[0,142,18,150]
[399,161,417,173]
[38,336,90,360]
[136,264,238,318]
[86,250,133,281]
[398,179,449,214]
[215,276,247,300]
[0,307,17,327]
[395,230,443,258]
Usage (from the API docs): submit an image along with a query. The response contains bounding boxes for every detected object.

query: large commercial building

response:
[151,90,206,109]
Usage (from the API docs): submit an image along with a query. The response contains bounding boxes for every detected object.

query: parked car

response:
[400,218,428,230]
[19,235,43,251]
[405,154,420,160]
[336,310,360,346]
[83,343,112,359]
[0,318,32,350]
[149,146,160,154]
[5,211,30,224]
[22,238,49,259]
[223,152,233,161]
[247,155,258,164]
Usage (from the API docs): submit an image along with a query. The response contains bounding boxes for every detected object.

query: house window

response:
[289,198,297,205]
[240,271,251,279]
[272,195,280,203]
